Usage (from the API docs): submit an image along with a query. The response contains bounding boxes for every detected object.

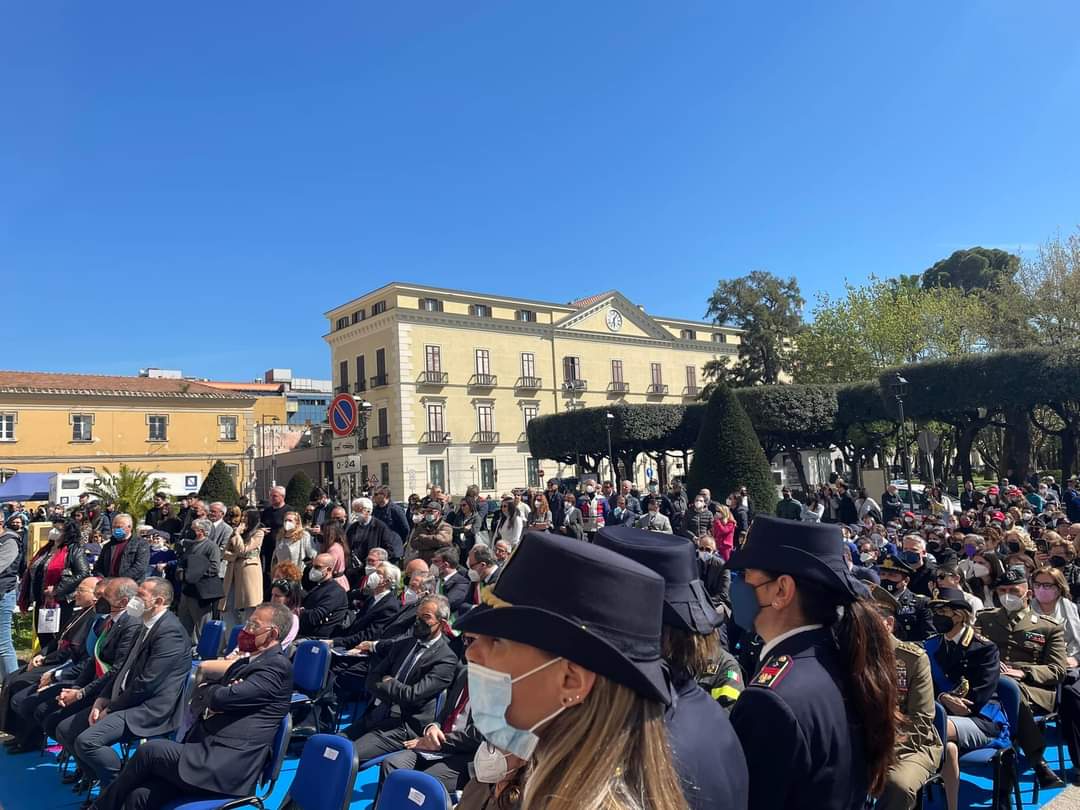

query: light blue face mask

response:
[467,657,567,760]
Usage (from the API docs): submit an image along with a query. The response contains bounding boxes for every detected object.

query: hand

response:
[939,693,972,716]
[402,737,421,750]
[414,724,446,751]
[89,698,109,725]
[44,586,54,597]
[37,671,54,691]
[357,640,374,653]
[57,688,80,706]
[155,563,167,571]
[31,654,44,668]
[1000,662,1025,680]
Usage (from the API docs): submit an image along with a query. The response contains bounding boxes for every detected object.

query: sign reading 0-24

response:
[605,308,623,332]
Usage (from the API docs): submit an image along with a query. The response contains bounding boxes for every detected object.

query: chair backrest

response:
[261,713,293,793]
[376,768,451,810]
[933,701,947,767]
[293,639,331,693]
[197,619,226,660]
[170,669,199,735]
[224,623,243,655]
[286,734,358,810]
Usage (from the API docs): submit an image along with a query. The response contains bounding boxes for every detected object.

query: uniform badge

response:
[752,655,792,689]
[896,661,909,694]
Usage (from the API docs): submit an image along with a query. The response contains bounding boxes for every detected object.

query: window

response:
[71,414,94,442]
[686,365,698,394]
[373,407,389,446]
[563,356,581,382]
[516,309,536,322]
[355,355,366,392]
[0,413,14,441]
[335,316,349,330]
[477,404,495,433]
[372,348,388,387]
[526,458,542,488]
[650,363,663,386]
[360,464,369,486]
[218,415,238,441]
[480,459,496,490]
[712,332,727,344]
[338,360,349,392]
[371,300,387,315]
[475,349,491,376]
[0,469,15,484]
[427,403,445,434]
[521,353,536,379]
[351,309,366,324]
[225,463,240,480]
[471,303,492,318]
[68,466,95,474]
[680,329,696,341]
[147,415,168,441]
[429,460,446,489]
[611,359,624,383]
[523,405,538,432]
[425,345,442,373]
[419,297,443,312]
[380,462,390,485]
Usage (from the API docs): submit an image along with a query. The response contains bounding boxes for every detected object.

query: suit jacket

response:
[635,512,673,533]
[425,666,480,756]
[208,520,233,551]
[555,507,583,541]
[299,580,349,638]
[180,537,223,601]
[102,610,193,737]
[347,517,404,563]
[179,647,293,796]
[465,566,501,608]
[377,602,418,644]
[441,571,471,616]
[334,592,401,645]
[365,634,458,735]
[92,536,151,583]
[78,613,141,694]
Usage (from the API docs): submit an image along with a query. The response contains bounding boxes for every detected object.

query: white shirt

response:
[371,589,392,605]
[760,624,825,662]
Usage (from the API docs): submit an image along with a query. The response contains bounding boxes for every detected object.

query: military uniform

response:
[697,643,745,708]
[894,588,935,642]
[976,606,1067,759]
[877,637,944,810]
[924,624,1000,729]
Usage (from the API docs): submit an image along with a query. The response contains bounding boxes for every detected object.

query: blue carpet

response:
[0,728,1071,809]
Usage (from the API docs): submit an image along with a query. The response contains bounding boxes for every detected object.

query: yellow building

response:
[0,371,257,499]
[323,284,740,498]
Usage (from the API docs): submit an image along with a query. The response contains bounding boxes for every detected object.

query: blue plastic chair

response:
[224,624,244,655]
[291,639,332,703]
[280,734,358,810]
[1032,682,1066,805]
[376,768,451,810]
[159,713,293,810]
[958,678,1024,810]
[195,620,226,662]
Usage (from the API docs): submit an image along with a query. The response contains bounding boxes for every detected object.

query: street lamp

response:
[268,416,280,488]
[891,374,915,511]
[605,412,615,483]
[353,398,373,499]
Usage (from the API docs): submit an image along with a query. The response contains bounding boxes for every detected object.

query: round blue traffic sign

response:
[329,393,358,437]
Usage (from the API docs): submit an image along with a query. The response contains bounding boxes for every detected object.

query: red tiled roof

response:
[201,381,286,393]
[567,290,618,309]
[0,371,253,400]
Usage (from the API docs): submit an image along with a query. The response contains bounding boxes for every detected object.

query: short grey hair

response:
[377,561,402,591]
[110,577,139,601]
[354,497,373,511]
[209,501,226,512]
[367,547,388,562]
[271,485,286,497]
[903,534,925,552]
[192,517,212,536]
[256,602,294,641]
[418,594,451,622]
[470,544,497,567]
[113,513,133,529]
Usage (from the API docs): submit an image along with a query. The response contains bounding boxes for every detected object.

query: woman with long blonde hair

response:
[455,531,687,810]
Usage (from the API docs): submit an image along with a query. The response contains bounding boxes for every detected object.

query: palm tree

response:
[85,464,168,519]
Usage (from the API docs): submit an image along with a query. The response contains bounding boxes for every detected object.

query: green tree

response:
[199,460,240,506]
[687,384,778,515]
[921,247,1020,292]
[285,470,314,513]
[86,464,167,518]
[1016,228,1080,347]
[704,270,804,388]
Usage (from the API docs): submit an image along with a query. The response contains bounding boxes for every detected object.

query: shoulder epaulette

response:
[895,639,926,656]
[750,655,793,689]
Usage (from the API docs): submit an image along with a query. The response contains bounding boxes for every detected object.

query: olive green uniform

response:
[877,637,944,810]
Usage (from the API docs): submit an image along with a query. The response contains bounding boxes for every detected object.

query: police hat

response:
[877,554,916,577]
[929,587,972,613]
[726,515,861,603]
[995,567,1028,588]
[870,584,899,616]
[455,530,670,705]
[594,525,720,635]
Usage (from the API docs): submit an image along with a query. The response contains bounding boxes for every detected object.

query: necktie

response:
[396,643,425,683]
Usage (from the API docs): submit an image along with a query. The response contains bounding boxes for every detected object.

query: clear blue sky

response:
[3,2,1078,381]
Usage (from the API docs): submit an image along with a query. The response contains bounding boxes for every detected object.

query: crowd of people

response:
[0,472,1079,810]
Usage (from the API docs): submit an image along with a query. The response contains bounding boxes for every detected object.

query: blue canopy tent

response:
[0,473,55,502]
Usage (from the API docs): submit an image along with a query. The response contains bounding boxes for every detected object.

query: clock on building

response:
[605,308,623,332]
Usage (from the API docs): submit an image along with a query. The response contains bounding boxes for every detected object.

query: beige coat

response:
[219,527,265,610]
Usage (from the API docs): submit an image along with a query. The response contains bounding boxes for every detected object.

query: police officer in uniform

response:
[877,555,934,642]
[976,567,1066,788]
[727,516,900,810]
[596,526,748,810]
[870,585,943,810]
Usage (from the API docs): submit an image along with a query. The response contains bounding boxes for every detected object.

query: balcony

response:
[471,431,500,445]
[335,384,350,394]
[468,373,498,388]
[418,370,448,386]
[607,381,629,394]
[683,386,700,399]
[370,374,389,389]
[647,383,669,395]
[371,434,391,448]
[562,379,587,392]
[420,431,452,445]
[355,437,369,450]
[514,376,542,392]
[353,382,366,394]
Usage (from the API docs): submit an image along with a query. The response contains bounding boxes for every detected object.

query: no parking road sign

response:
[328,393,358,437]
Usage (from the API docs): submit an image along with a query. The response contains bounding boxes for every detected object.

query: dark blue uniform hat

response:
[594,525,721,635]
[726,515,861,603]
[454,530,670,705]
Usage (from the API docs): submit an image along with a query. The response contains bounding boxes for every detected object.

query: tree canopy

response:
[921,247,1020,292]
[199,460,240,506]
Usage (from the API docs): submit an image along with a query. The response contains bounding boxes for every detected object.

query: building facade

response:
[0,371,256,498]
[323,284,740,499]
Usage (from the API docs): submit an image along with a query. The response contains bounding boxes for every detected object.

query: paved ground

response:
[1048,787,1080,809]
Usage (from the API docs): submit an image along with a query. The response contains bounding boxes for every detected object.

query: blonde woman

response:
[454,532,688,810]
[711,504,736,562]
[272,510,317,569]
[220,508,265,630]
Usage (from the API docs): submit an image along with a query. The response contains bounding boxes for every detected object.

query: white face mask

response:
[694,500,705,510]
[473,743,519,784]
[283,520,296,532]
[48,528,61,541]
[364,564,378,576]
[468,568,482,583]
[309,567,327,583]
[125,595,146,620]
[972,562,990,579]
[1000,593,1025,613]
[363,573,383,593]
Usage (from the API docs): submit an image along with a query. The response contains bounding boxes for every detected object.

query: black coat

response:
[894,588,935,642]
[92,536,151,583]
[347,517,404,563]
[465,566,501,609]
[48,543,91,604]
[441,571,471,616]
[377,602,419,644]
[100,610,193,737]
[365,634,459,735]
[179,646,293,796]
[77,613,142,693]
[299,580,349,638]
[334,592,402,645]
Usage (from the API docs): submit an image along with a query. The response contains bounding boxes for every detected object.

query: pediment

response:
[554,292,673,341]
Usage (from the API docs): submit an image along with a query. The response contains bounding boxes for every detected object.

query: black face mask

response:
[881,579,899,594]
[1007,542,1022,554]
[1050,556,1068,569]
[932,614,955,635]
[95,597,111,615]
[413,619,435,641]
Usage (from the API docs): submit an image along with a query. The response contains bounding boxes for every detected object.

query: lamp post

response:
[354,398,373,499]
[605,412,615,484]
[892,374,915,511]
[268,416,280,488]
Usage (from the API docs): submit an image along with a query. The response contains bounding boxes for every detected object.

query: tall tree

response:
[86,465,167,518]
[1016,228,1080,347]
[704,270,804,388]
[921,247,1020,292]
[199,460,240,506]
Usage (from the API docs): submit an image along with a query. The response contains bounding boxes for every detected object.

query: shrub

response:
[198,460,240,506]
[285,470,314,513]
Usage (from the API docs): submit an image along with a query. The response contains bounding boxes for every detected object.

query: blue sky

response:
[3,2,1078,380]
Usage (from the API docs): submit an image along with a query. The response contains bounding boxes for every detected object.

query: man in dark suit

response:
[56,578,192,792]
[554,492,584,541]
[299,553,349,638]
[336,561,403,644]
[346,594,459,761]
[431,547,470,615]
[347,497,405,564]
[91,603,295,810]
[464,544,501,608]
[92,514,150,583]
[372,486,411,548]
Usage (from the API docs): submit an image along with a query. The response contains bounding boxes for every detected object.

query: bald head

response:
[311,553,336,583]
[404,559,430,580]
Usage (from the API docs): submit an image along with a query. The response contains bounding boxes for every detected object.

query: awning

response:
[0,473,55,502]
